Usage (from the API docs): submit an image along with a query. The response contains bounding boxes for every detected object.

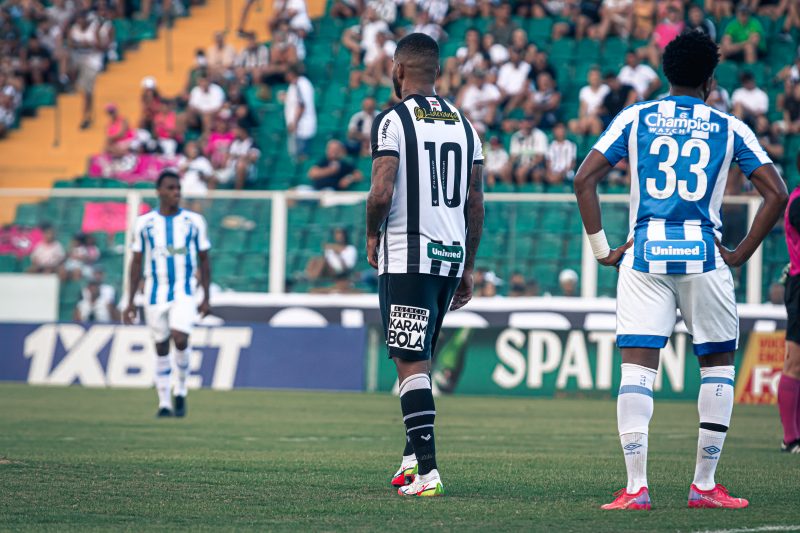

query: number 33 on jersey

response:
[371,95,484,277]
[592,96,772,274]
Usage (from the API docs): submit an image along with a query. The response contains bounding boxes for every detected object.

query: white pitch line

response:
[694,526,800,533]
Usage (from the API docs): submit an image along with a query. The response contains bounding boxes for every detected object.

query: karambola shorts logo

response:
[387,305,430,352]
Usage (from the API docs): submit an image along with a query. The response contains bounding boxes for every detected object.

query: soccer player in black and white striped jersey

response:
[366,33,485,498]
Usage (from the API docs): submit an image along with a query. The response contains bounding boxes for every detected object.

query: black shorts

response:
[786,274,800,343]
[379,273,461,361]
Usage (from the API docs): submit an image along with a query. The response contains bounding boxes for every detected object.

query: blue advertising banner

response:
[0,323,366,391]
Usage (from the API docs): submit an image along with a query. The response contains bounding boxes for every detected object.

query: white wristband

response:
[588,229,611,260]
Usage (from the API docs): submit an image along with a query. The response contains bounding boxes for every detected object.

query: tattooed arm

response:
[450,163,484,311]
[366,155,399,269]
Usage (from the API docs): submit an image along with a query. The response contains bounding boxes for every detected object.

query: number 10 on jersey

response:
[425,142,463,208]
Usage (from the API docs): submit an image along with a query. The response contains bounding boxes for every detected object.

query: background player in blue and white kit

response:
[574,31,788,510]
[123,171,212,418]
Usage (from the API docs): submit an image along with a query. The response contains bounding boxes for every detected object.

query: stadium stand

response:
[0,0,797,318]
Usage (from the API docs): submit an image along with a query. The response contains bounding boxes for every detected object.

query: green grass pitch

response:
[0,383,798,532]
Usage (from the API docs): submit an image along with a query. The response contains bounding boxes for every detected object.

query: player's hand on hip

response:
[598,239,633,269]
[450,270,474,311]
[714,238,745,267]
[122,304,137,325]
[366,233,379,269]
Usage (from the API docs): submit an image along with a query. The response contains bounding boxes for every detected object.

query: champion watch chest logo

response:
[644,112,719,135]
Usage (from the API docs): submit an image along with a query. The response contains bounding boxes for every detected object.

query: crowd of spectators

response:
[0,0,192,137]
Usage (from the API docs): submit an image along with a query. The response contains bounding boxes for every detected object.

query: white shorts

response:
[144,297,197,343]
[616,264,739,356]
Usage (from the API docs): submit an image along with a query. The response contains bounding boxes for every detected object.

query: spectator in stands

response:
[527,49,557,88]
[768,281,785,305]
[484,135,509,188]
[188,74,226,133]
[456,70,500,135]
[496,47,530,113]
[598,72,635,126]
[206,31,237,81]
[732,71,768,126]
[404,10,446,42]
[0,85,16,138]
[139,76,161,128]
[617,51,660,100]
[20,36,53,86]
[508,272,536,298]
[270,0,313,38]
[545,123,577,185]
[330,0,363,18]
[305,227,358,285]
[283,64,316,162]
[551,0,598,40]
[152,100,181,156]
[260,22,299,86]
[481,32,508,66]
[205,113,235,168]
[103,103,135,157]
[570,66,608,136]
[28,223,65,274]
[74,279,118,323]
[641,4,684,67]
[508,118,548,185]
[754,115,784,162]
[346,97,378,157]
[781,81,800,134]
[357,30,396,87]
[69,10,104,129]
[178,141,216,199]
[236,34,270,82]
[720,4,765,64]
[707,78,731,113]
[686,4,716,41]
[448,0,478,20]
[525,71,561,130]
[441,27,485,96]
[596,0,633,41]
[558,268,579,297]
[342,6,390,68]
[630,0,656,41]
[487,3,519,47]
[307,139,363,191]
[218,122,260,190]
[705,0,733,20]
[61,232,99,281]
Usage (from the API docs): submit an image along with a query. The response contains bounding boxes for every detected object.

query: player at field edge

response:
[574,30,788,510]
[123,170,212,418]
[366,33,485,497]
[778,152,800,454]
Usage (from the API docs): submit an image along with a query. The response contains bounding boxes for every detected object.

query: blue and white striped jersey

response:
[593,95,772,274]
[131,209,211,305]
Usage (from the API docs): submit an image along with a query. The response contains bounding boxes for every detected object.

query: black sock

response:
[403,434,414,457]
[399,373,437,475]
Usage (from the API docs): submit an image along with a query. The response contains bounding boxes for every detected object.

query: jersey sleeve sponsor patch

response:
[371,110,401,159]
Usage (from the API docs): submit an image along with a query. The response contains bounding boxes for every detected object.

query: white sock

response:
[617,363,657,493]
[402,453,417,466]
[174,347,190,398]
[693,366,735,491]
[155,355,172,409]
[419,468,440,482]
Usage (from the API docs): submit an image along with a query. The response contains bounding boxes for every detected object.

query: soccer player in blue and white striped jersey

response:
[575,31,787,509]
[123,171,212,418]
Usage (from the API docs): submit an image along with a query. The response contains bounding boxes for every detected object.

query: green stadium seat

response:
[0,255,19,272]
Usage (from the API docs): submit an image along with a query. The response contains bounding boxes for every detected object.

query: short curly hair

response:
[662,30,719,88]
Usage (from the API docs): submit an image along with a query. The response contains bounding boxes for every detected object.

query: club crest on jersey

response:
[387,305,429,352]
[644,240,706,261]
[413,106,460,122]
[644,112,719,135]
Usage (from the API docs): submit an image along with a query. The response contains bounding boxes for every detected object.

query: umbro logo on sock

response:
[623,443,642,451]
[421,434,432,441]
[702,446,721,455]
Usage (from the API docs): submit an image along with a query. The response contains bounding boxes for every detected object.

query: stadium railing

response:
[0,188,778,305]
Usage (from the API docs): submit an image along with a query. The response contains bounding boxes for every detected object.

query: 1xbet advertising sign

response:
[0,323,366,391]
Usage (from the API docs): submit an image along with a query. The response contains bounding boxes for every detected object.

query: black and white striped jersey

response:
[371,94,484,278]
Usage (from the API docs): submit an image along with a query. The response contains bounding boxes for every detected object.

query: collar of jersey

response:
[157,208,183,218]
[662,95,705,106]
[403,93,437,102]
